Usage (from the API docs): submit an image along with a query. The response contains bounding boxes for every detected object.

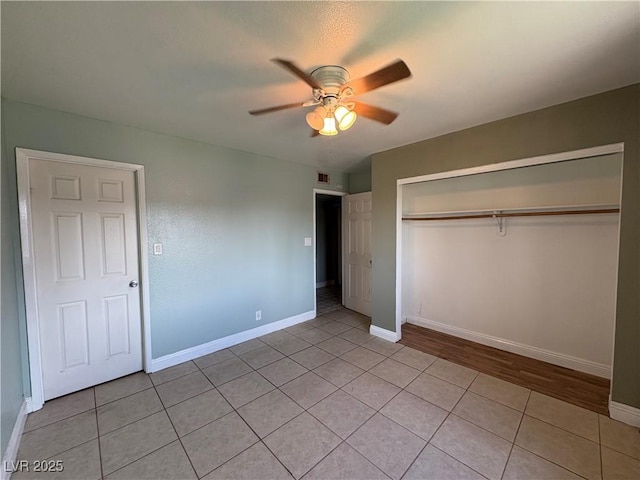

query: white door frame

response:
[16,148,152,412]
[313,189,347,315]
[395,143,624,375]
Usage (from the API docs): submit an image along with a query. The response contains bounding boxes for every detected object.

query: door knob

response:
[129,280,139,288]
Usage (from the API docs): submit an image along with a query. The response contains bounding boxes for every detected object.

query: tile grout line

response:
[230,318,399,478]
[95,397,164,437]
[499,389,531,479]
[323,355,425,479]
[427,443,490,479]
[519,413,603,446]
[404,370,492,478]
[185,349,303,479]
[16,412,102,468]
[98,370,215,478]
[444,377,604,449]
[151,375,199,479]
[513,392,594,480]
[379,384,432,480]
[21,405,97,435]
[98,396,182,477]
[400,442,429,479]
[513,444,592,480]
[193,375,298,479]
[31,310,624,479]
[94,388,105,480]
[16,314,383,477]
[466,386,531,414]
[598,414,604,480]
[95,385,154,409]
[260,412,332,478]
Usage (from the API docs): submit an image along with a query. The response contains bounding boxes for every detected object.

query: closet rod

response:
[403,208,619,221]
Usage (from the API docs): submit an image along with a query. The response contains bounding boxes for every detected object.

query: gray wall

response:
[1,101,25,458]
[371,84,639,409]
[1,99,348,379]
[348,165,372,194]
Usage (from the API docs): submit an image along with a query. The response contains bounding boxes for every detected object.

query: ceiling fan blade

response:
[353,101,399,125]
[345,59,411,95]
[272,58,322,90]
[311,129,320,137]
[249,102,306,115]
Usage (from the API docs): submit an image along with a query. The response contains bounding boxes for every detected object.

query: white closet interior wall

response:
[401,154,622,377]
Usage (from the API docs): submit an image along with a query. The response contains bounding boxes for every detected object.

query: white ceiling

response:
[2,1,639,171]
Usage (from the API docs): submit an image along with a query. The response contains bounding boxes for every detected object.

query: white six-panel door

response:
[29,158,142,400]
[343,192,372,316]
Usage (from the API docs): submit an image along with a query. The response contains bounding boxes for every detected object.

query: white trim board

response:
[609,400,640,428]
[405,315,611,379]
[1,400,28,480]
[149,309,315,372]
[397,143,624,186]
[369,325,401,343]
[16,148,151,411]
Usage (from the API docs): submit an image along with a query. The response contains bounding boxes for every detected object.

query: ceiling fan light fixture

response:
[334,105,357,131]
[319,115,338,136]
[305,106,326,130]
[250,58,410,135]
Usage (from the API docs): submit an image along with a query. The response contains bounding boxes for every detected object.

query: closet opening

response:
[396,144,623,414]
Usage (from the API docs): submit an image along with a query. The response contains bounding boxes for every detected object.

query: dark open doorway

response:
[316,194,342,315]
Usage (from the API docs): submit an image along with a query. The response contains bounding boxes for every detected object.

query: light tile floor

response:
[13,308,640,480]
[316,285,342,316]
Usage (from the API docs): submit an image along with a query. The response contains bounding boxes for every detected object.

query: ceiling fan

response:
[249,58,412,136]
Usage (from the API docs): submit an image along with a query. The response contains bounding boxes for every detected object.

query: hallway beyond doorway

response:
[316,285,342,316]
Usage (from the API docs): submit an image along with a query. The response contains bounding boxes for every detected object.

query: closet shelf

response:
[402,203,620,221]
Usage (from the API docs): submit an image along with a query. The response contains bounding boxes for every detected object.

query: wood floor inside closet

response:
[400,323,610,415]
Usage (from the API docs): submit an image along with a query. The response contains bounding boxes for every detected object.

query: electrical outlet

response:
[255,310,262,321]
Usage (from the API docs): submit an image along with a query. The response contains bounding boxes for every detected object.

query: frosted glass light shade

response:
[319,116,338,136]
[334,105,357,130]
[306,106,326,130]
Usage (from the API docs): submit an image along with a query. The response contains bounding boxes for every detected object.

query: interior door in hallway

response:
[343,192,372,316]
[29,158,143,400]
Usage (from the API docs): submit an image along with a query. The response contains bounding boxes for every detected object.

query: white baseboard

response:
[1,400,28,480]
[25,397,40,414]
[148,310,315,372]
[609,400,640,427]
[370,325,400,343]
[405,315,611,379]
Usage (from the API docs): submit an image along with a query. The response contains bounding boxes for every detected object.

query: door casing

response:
[313,189,347,315]
[16,148,152,412]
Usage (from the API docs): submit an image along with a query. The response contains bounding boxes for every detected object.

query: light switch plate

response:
[304,237,312,246]
[153,243,163,255]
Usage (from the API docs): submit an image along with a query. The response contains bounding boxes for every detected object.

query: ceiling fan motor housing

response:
[310,65,350,96]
